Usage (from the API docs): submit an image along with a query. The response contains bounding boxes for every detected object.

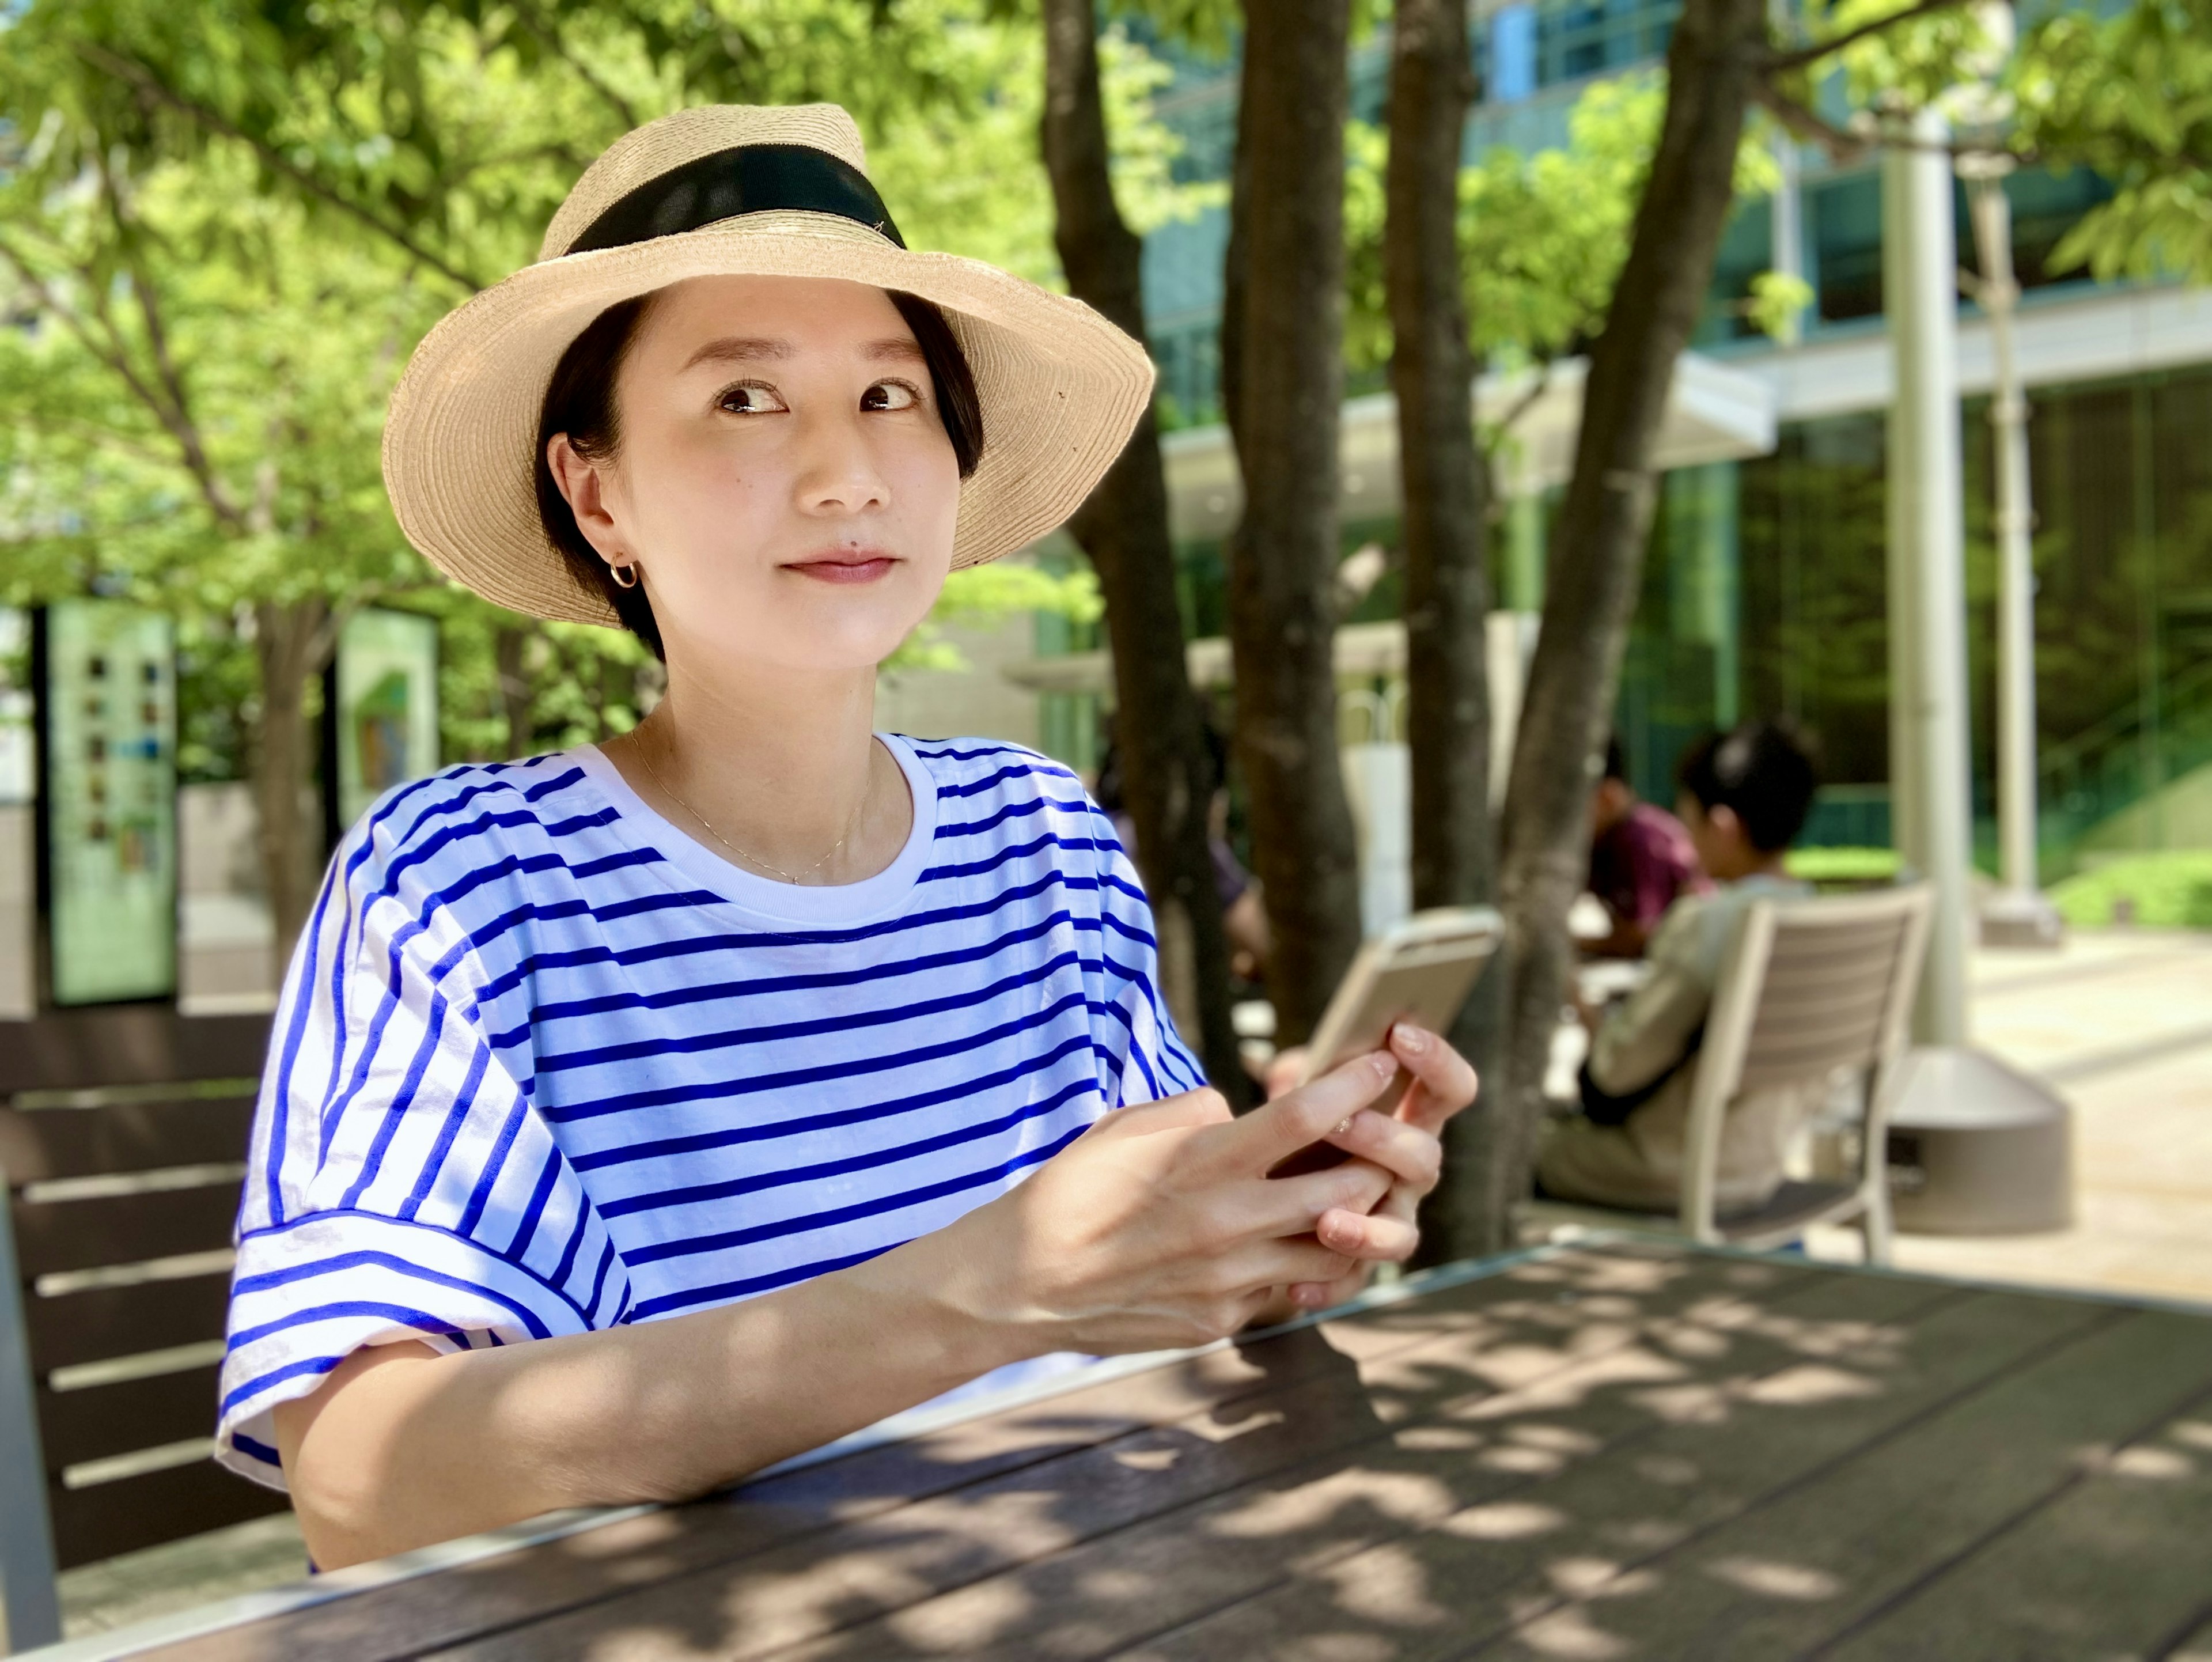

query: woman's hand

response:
[911,1051,1416,1358]
[1262,1022,1480,1313]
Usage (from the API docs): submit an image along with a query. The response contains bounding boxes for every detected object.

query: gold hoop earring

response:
[609,562,639,590]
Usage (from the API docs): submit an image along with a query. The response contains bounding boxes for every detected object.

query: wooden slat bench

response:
[0,1009,283,1652]
[31,1239,2212,1661]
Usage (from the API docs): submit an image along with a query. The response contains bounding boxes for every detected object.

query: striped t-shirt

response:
[217,735,1203,1487]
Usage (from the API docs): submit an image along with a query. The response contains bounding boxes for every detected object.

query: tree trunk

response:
[1385,0,1499,1263]
[1223,0,1363,1047]
[253,595,333,983]
[1040,0,1248,1102]
[1475,0,1772,1250]
[496,623,535,759]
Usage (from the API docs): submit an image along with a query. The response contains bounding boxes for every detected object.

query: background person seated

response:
[1095,720,1270,983]
[1586,735,1709,959]
[1538,721,1820,1214]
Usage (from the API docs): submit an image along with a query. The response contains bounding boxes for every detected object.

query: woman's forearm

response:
[275,1231,1021,1568]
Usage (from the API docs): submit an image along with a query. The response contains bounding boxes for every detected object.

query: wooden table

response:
[59,1243,2212,1661]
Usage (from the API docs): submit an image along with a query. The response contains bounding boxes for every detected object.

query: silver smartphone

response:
[1270,907,1502,1176]
[1297,906,1504,1085]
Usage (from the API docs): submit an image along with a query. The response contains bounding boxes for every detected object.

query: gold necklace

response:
[635,733,865,885]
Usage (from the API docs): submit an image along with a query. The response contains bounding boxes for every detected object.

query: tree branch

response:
[1753,82,1874,163]
[73,41,491,293]
[506,0,640,129]
[0,232,238,517]
[1764,0,1971,73]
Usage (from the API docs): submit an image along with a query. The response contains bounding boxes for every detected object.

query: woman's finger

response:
[1217,1236,1362,1292]
[1319,1109,1443,1195]
[1314,1205,1421,1263]
[1244,1156,1395,1236]
[1203,1050,1399,1178]
[1102,1085,1235,1140]
[1387,1024,1479,1135]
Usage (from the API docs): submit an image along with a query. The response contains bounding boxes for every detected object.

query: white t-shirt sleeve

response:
[1089,805,1209,1106]
[217,791,631,1491]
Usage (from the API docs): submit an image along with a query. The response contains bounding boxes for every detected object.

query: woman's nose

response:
[792,410,889,516]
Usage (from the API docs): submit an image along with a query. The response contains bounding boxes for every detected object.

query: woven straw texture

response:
[384,104,1153,627]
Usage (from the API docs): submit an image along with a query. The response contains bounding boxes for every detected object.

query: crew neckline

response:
[572,733,938,926]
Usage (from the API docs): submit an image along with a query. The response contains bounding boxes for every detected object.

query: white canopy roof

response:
[1156,349,1778,543]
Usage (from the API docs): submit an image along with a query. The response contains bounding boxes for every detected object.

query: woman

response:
[218,103,1477,1570]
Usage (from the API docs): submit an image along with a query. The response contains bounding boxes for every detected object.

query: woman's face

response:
[555,274,962,677]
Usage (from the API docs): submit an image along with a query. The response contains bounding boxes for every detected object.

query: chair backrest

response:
[0,1008,279,1619]
[1677,884,1935,1237]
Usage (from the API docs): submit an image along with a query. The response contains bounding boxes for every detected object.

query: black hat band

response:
[566,143,905,256]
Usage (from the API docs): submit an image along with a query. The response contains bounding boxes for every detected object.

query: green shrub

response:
[1785,845,1903,886]
[2051,851,2212,929]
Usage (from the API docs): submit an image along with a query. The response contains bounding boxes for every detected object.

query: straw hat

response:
[382,103,1154,626]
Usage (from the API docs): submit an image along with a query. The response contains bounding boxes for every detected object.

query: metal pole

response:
[1964,162,2063,945]
[1882,107,1974,1045]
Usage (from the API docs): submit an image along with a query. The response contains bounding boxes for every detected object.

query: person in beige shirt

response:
[1538,722,1819,1214]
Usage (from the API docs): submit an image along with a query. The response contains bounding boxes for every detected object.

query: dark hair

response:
[533,289,986,660]
[1602,734,1628,785]
[1675,720,1819,853]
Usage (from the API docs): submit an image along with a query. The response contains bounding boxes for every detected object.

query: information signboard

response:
[46,599,178,1005]
[334,608,441,832]
[0,608,32,807]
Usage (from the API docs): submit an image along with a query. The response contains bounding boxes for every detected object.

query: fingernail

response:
[1371,1050,1398,1078]
[1332,1116,1353,1138]
[1396,1024,1430,1055]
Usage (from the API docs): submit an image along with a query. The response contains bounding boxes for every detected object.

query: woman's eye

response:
[718,382,789,415]
[861,380,922,413]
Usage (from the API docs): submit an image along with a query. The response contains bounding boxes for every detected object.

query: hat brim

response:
[382,211,1154,627]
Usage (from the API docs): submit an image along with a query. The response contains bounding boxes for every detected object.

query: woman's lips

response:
[785,554,896,585]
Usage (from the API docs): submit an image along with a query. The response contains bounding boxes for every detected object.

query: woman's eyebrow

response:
[681,336,792,370]
[862,336,928,364]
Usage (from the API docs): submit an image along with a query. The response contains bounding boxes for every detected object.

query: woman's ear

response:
[546,434,626,566]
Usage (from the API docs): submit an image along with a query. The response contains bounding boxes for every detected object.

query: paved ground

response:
[52,927,2212,1641]
[1808,926,2212,1307]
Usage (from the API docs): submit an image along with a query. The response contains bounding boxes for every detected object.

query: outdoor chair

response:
[1519,883,1935,1264]
[0,1009,279,1653]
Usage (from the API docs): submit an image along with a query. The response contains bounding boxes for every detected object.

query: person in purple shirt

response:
[1587,736,1710,959]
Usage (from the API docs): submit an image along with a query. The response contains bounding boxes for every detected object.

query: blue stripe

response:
[600,1077,1096,1219]
[228,1297,495,1355]
[566,1032,1096,1172]
[501,909,1094,1043]
[233,1220,587,1330]
[933,793,1095,841]
[538,991,1096,1122]
[471,870,1097,1008]
[230,1245,562,1338]
[624,1119,1087,1269]
[920,831,1113,885]
[533,951,1093,1074]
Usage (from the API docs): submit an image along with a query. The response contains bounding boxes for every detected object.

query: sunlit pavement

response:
[1809,927,2212,1307]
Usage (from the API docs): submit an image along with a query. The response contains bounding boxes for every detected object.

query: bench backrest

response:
[0,1009,281,1600]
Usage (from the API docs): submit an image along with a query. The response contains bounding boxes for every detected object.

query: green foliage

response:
[2051,850,2212,930]
[2016,0,2212,284]
[1793,0,2212,286]
[1343,74,1794,395]
[886,561,1103,673]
